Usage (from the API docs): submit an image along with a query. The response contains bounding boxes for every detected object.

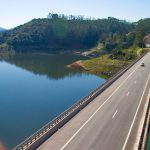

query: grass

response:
[82,54,131,78]
[81,48,149,78]
[84,43,104,55]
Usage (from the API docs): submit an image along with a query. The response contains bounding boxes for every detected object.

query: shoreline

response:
[68,55,131,78]
[67,61,86,71]
[68,48,150,78]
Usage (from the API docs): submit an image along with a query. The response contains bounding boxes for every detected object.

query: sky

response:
[0,0,150,29]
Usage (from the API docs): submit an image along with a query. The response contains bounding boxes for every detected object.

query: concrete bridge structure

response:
[13,52,150,150]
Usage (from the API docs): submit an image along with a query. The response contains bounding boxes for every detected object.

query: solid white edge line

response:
[122,73,150,150]
[112,110,118,119]
[60,54,148,150]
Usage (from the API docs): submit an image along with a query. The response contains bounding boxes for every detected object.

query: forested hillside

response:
[0,13,150,54]
[0,13,134,51]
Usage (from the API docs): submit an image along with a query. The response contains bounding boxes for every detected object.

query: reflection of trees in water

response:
[2,52,88,80]
[0,50,15,60]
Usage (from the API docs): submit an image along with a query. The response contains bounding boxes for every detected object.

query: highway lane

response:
[37,52,150,150]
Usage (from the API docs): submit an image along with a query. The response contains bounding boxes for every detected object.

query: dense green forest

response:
[0,14,134,49]
[0,13,150,55]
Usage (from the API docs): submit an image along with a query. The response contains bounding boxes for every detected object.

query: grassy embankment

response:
[82,54,130,78]
[71,47,149,79]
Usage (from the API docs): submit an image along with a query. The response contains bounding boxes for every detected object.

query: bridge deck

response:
[37,53,150,150]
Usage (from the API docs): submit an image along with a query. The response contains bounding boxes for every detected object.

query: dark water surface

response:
[0,53,106,149]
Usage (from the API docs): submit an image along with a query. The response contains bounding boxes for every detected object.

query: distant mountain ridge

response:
[0,27,6,32]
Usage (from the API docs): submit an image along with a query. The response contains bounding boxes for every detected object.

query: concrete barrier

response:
[12,52,148,150]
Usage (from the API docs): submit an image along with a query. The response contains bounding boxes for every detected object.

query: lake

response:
[0,52,106,149]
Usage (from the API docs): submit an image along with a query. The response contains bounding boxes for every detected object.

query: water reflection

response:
[0,52,106,149]
[0,52,87,79]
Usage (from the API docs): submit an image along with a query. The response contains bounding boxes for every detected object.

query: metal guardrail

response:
[12,52,148,150]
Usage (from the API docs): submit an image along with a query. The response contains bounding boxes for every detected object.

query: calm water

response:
[0,52,106,149]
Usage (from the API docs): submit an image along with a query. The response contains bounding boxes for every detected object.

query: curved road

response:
[37,52,150,150]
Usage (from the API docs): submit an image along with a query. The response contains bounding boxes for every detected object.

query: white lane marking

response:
[112,110,118,119]
[122,73,150,150]
[134,81,137,84]
[126,92,130,96]
[60,55,149,150]
[60,57,144,150]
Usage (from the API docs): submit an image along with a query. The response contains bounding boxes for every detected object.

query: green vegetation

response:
[0,14,150,53]
[0,14,134,51]
[83,43,105,56]
[82,48,149,78]
[82,54,131,78]
[0,13,150,78]
[80,18,150,78]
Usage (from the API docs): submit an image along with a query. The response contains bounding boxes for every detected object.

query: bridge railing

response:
[12,52,148,150]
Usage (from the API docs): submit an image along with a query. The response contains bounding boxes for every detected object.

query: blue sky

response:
[0,0,150,29]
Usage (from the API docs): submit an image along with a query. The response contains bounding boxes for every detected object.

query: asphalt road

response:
[37,52,150,150]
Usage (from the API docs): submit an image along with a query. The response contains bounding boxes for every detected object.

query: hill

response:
[0,14,150,54]
[0,27,6,32]
[0,14,134,52]
[0,14,150,78]
[67,17,150,78]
